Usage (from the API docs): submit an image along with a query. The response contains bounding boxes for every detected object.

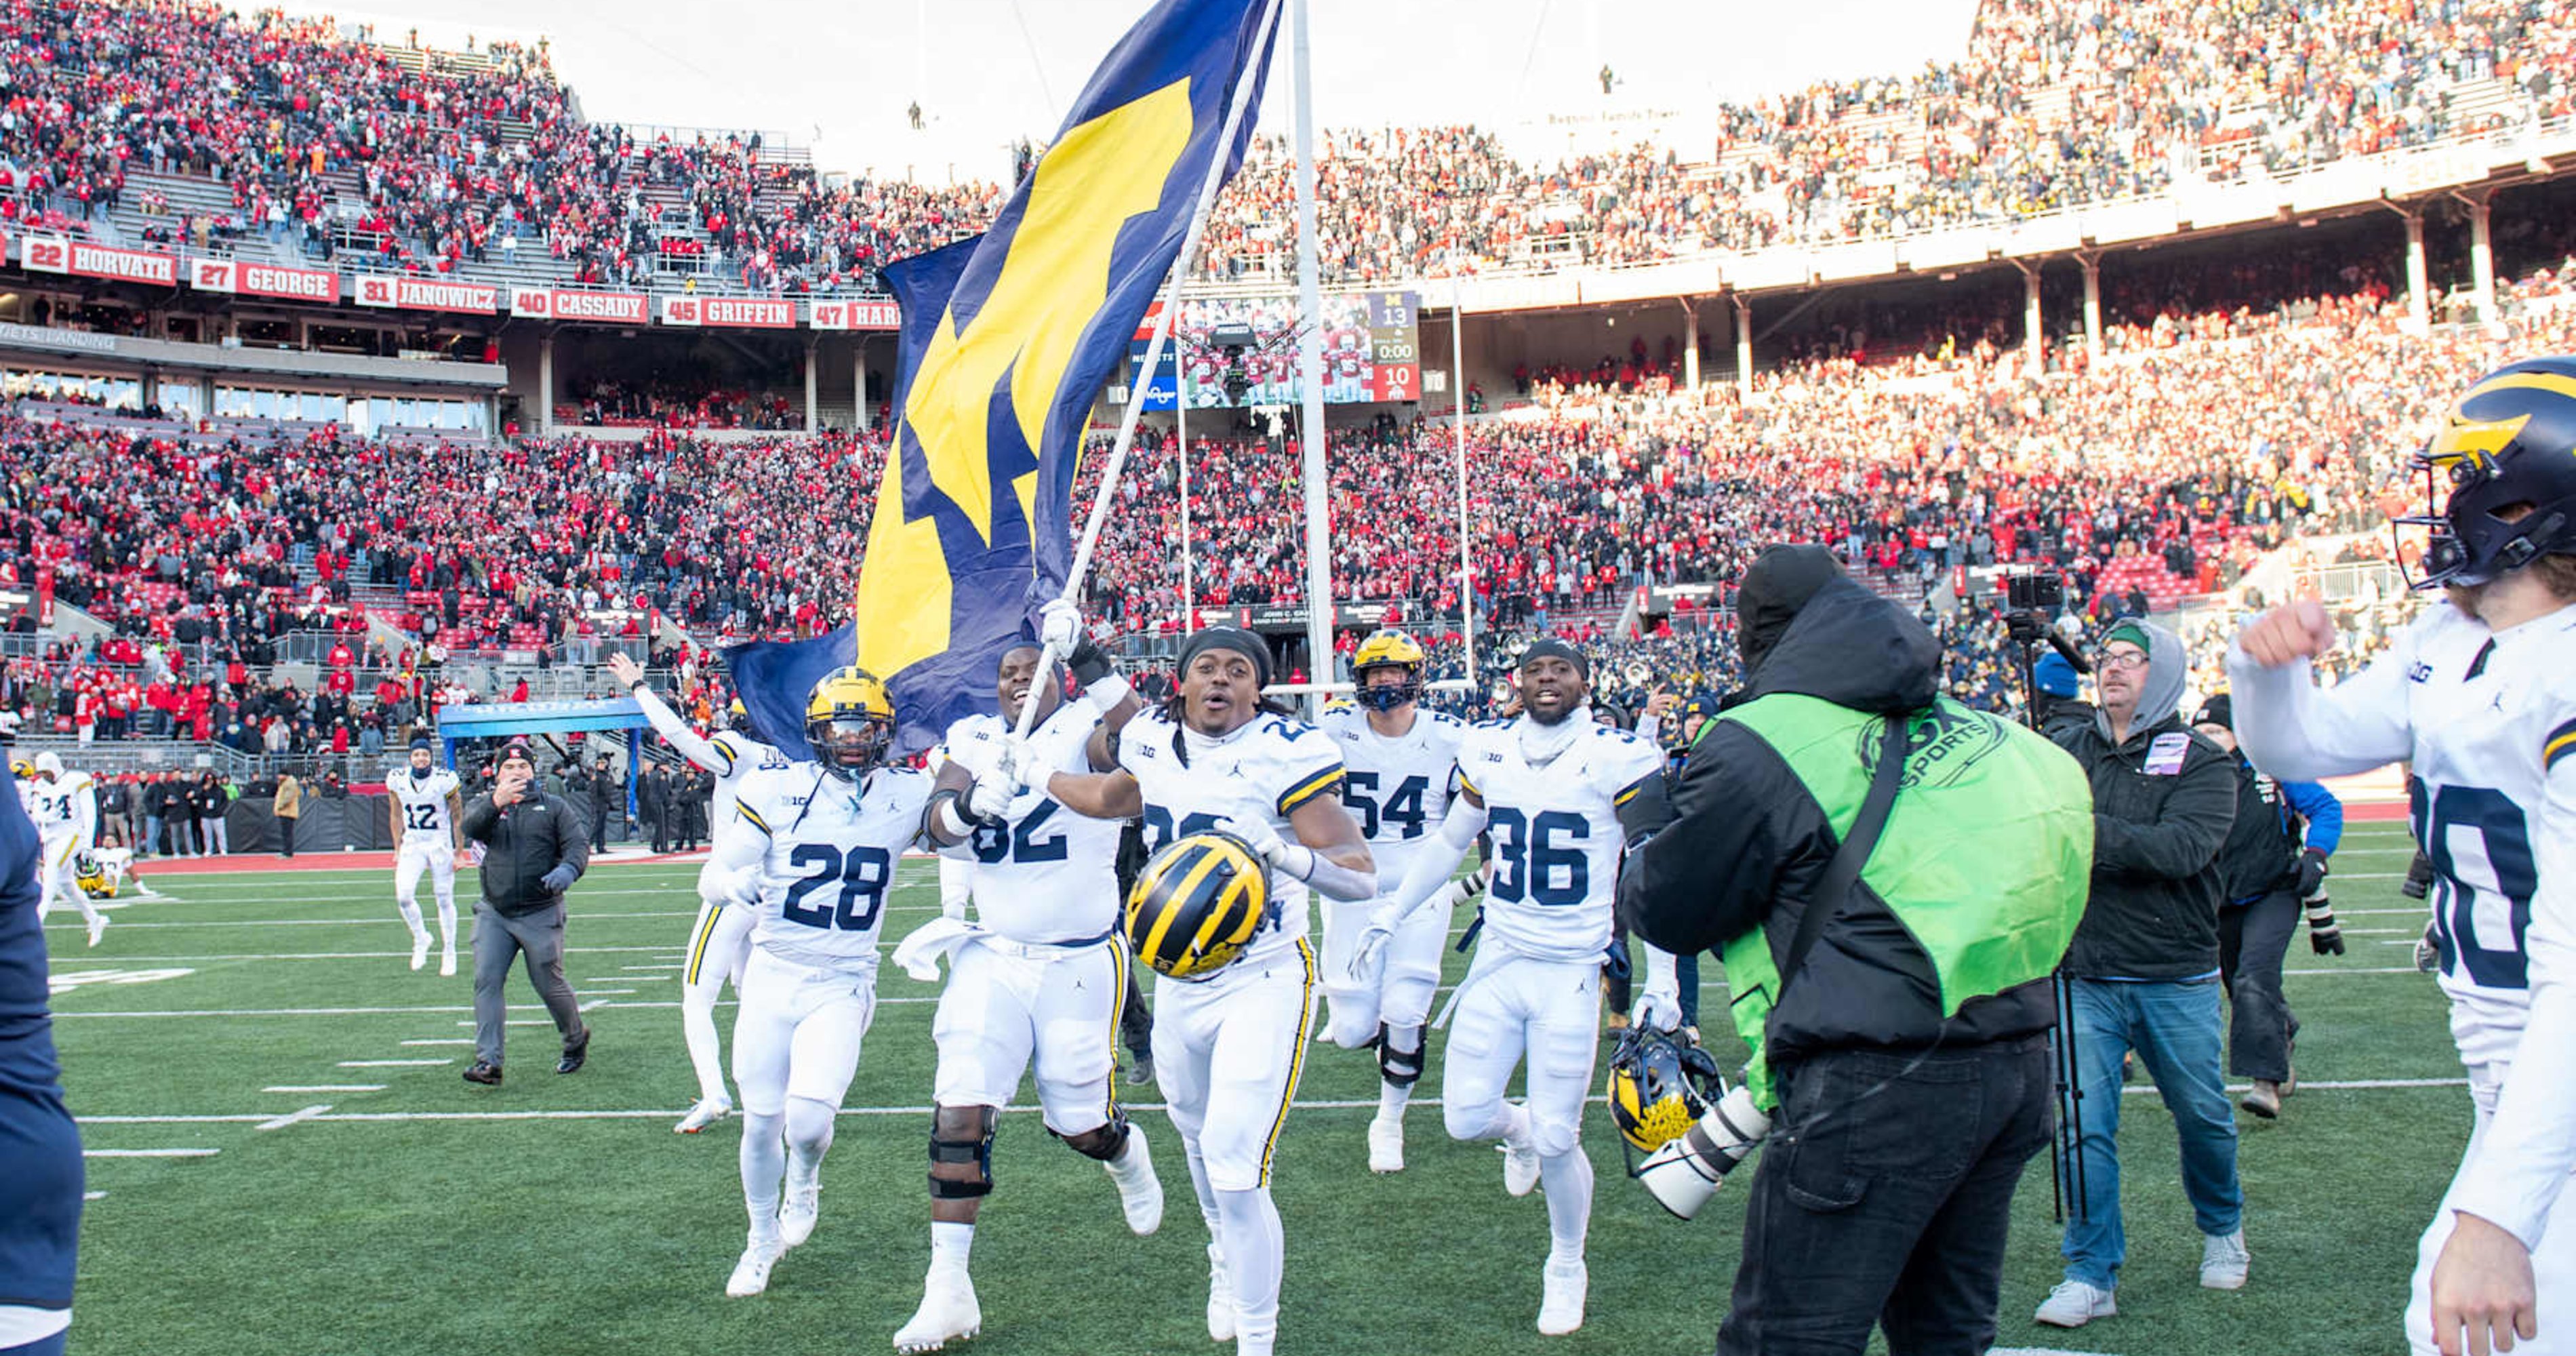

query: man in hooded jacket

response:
[2036,617,2243,1329]
[1620,544,2095,1355]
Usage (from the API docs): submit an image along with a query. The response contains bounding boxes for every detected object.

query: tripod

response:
[2008,607,2093,1225]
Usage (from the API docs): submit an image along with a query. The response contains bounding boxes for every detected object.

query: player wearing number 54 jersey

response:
[1316,629,1470,1176]
[704,667,929,1302]
[1037,624,1374,1356]
[1355,639,1680,1338]
[386,738,464,975]
[889,637,1163,1355]
[2230,357,2576,1356]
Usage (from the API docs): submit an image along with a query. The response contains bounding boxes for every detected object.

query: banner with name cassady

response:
[810,0,1280,754]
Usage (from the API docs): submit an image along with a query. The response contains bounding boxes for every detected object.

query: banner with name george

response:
[660,295,795,328]
[510,287,649,325]
[354,275,498,313]
[807,298,901,331]
[21,235,179,287]
[188,258,340,302]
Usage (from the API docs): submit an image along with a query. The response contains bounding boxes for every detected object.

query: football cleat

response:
[675,1096,733,1134]
[1367,1112,1405,1174]
[410,933,431,971]
[893,1270,982,1353]
[780,1178,820,1248]
[1536,1257,1588,1336]
[1501,1132,1542,1198]
[726,1239,784,1298]
[87,914,108,948]
[1205,1243,1235,1342]
[1107,1123,1163,1236]
[440,950,458,978]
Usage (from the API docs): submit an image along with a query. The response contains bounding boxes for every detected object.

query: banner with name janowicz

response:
[355,275,499,314]
[21,235,179,287]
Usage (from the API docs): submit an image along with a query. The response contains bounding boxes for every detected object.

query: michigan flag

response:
[847,0,1281,753]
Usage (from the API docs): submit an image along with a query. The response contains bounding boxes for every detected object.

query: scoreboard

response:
[1129,290,1421,409]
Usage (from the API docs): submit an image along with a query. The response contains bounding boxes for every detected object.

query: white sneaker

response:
[1500,1136,1542,1198]
[675,1096,732,1134]
[439,949,457,978]
[726,1239,784,1298]
[2033,1279,2117,1327]
[1205,1243,1235,1342]
[409,933,430,970]
[2200,1230,2250,1290]
[1106,1123,1163,1236]
[780,1178,820,1248]
[1536,1257,1588,1336]
[87,915,108,948]
[1368,1112,1405,1174]
[893,1269,982,1353]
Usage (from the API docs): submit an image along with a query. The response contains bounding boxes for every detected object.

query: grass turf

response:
[44,818,2459,1355]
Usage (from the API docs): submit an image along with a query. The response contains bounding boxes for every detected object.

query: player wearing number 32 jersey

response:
[704,667,929,1302]
[2230,357,2576,1356]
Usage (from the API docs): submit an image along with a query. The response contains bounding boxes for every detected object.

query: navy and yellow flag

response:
[847,0,1280,752]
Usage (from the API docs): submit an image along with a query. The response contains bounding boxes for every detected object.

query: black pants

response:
[1717,1038,2053,1356]
[277,816,296,857]
[647,807,668,854]
[2219,889,2301,1082]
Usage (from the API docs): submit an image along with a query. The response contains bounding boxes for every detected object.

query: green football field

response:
[43,816,2458,1356]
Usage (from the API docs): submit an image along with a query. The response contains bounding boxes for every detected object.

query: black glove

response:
[540,864,579,894]
[1067,631,1115,687]
[2306,896,2345,957]
[2294,847,2331,898]
[2402,850,2435,901]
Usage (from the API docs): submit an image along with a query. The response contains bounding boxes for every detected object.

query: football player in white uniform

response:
[385,738,465,974]
[890,633,1163,1353]
[705,666,930,1299]
[28,753,106,947]
[1355,639,1681,1336]
[1037,624,1375,1356]
[608,652,789,1134]
[1316,629,1475,1173]
[2230,357,2576,1356]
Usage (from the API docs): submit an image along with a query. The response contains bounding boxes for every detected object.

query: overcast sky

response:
[298,0,1977,183]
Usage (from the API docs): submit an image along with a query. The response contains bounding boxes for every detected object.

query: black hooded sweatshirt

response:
[1619,572,2064,1068]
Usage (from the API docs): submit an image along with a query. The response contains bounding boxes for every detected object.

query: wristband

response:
[1083,671,1134,715]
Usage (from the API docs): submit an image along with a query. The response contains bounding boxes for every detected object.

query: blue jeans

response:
[142,814,161,856]
[2059,976,2242,1288]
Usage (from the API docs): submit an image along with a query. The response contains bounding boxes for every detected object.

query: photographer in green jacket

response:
[1617,544,2095,1356]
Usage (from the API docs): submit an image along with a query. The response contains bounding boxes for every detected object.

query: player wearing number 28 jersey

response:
[2230,357,2576,1356]
[704,667,929,1301]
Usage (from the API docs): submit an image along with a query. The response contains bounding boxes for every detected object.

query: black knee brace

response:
[1377,1023,1424,1088]
[928,1106,997,1199]
[1056,1109,1133,1163]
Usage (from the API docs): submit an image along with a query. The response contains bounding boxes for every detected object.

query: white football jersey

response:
[29,773,92,841]
[1118,710,1347,965]
[388,767,463,841]
[1451,715,1664,963]
[1319,705,1466,881]
[940,704,1125,944]
[736,763,933,973]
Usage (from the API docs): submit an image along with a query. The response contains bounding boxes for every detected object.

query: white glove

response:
[1347,901,1401,984]
[1632,984,1684,1034]
[1038,599,1083,653]
[1220,814,1287,864]
[965,767,1022,822]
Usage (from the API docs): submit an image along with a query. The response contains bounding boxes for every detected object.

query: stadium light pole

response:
[1291,0,1334,709]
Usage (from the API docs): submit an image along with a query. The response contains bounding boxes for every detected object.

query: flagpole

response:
[1451,277,1475,700]
[1291,0,1333,711]
[1177,327,1196,637]
[1013,0,1285,746]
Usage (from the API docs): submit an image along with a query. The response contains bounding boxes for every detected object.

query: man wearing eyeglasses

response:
[2034,618,2242,1330]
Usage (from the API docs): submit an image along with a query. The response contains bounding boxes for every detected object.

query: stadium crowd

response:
[4,0,2573,290]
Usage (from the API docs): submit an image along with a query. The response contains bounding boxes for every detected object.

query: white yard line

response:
[399,1039,477,1047]
[262,1084,385,1093]
[83,1147,220,1157]
[255,1104,334,1131]
[338,1058,451,1068]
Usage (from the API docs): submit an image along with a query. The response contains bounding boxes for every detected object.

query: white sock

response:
[740,1111,786,1245]
[1379,1024,1423,1117]
[1502,1101,1534,1149]
[1213,1185,1283,1348]
[681,978,728,1105]
[396,896,428,940]
[1540,1149,1592,1265]
[931,1220,974,1275]
[435,894,458,949]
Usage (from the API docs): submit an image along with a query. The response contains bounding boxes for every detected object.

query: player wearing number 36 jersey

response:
[704,666,929,1302]
[2230,357,2576,1356]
